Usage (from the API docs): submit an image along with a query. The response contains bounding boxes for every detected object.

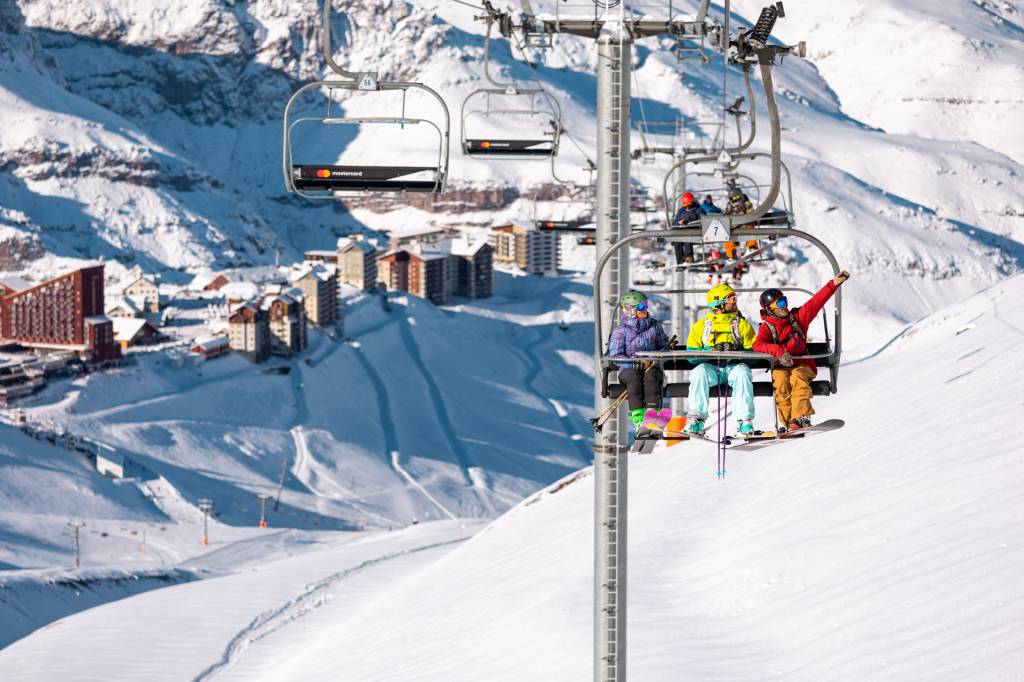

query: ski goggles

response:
[709,293,736,309]
[623,300,649,312]
[770,297,789,309]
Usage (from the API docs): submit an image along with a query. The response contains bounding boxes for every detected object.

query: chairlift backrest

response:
[461,88,563,159]
[281,2,450,198]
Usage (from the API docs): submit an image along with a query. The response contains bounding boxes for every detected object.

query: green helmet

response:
[620,290,648,307]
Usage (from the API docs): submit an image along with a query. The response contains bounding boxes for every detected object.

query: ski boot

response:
[642,409,663,435]
[630,408,646,433]
[737,419,754,435]
[685,415,705,436]
[786,416,812,432]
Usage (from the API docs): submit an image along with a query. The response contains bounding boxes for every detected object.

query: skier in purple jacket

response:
[606,290,671,429]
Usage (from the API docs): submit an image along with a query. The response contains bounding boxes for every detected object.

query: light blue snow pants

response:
[686,363,755,421]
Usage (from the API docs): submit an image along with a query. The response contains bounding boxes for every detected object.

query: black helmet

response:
[759,288,784,310]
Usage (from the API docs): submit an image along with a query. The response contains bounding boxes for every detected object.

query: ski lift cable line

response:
[508,25,596,170]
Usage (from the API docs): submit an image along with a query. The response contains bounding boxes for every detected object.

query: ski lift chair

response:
[595,227,842,406]
[663,152,796,230]
[533,184,596,232]
[461,88,563,159]
[283,80,450,197]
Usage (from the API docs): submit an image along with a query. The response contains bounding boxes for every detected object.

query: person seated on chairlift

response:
[701,194,722,214]
[723,188,759,261]
[753,271,850,432]
[606,290,671,433]
[671,191,703,264]
[684,284,758,437]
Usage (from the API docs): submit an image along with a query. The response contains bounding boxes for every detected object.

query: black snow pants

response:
[617,366,664,411]
[673,242,695,263]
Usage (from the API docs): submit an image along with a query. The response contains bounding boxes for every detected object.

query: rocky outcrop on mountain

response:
[4,140,221,190]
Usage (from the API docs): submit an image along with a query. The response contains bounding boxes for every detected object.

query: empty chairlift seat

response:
[283,83,450,198]
[461,88,562,159]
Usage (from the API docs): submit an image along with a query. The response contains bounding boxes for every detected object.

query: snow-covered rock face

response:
[0,0,1022,324]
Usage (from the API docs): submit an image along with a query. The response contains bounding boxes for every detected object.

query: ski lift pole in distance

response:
[460,12,563,159]
[281,1,450,198]
[257,493,272,529]
[198,498,214,546]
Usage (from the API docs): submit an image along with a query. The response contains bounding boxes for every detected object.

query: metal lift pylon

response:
[470,3,805,680]
[593,16,632,681]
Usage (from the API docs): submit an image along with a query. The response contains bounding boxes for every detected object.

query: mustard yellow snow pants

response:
[772,365,816,423]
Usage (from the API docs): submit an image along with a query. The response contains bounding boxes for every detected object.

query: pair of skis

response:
[632,415,845,455]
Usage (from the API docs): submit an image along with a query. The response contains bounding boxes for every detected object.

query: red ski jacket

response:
[753,279,839,373]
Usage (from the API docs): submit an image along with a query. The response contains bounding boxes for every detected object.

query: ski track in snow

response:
[190,536,468,682]
[347,327,456,521]
[389,451,456,520]
[396,315,495,516]
[519,326,592,462]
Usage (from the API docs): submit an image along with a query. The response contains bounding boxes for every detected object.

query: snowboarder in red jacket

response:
[753,271,850,431]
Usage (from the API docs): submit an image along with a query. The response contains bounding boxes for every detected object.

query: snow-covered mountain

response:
[1,0,1021,312]
[1,0,1023,663]
[3,272,1022,681]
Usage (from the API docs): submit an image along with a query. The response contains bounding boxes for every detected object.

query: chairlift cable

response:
[508,29,597,170]
[720,0,731,152]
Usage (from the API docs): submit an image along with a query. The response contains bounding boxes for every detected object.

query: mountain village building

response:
[449,237,494,299]
[121,272,160,313]
[228,301,271,362]
[264,292,307,353]
[489,223,559,276]
[336,235,379,291]
[0,265,120,363]
[293,265,339,327]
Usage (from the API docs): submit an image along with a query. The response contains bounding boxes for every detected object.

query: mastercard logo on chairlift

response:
[316,168,332,178]
[480,141,492,149]
[545,221,556,228]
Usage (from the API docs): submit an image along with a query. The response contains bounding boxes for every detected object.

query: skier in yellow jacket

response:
[685,283,758,436]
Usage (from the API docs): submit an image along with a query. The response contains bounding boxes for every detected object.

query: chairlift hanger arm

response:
[321,0,376,84]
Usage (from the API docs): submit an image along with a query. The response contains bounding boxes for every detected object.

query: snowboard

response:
[728,419,845,450]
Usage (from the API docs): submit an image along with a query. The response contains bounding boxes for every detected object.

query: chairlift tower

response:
[67,517,85,569]
[494,3,805,680]
[499,3,720,679]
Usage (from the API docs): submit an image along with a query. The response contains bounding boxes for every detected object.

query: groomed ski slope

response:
[3,275,1022,680]
[260,278,1024,681]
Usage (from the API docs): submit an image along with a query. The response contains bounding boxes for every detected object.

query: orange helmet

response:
[680,191,695,206]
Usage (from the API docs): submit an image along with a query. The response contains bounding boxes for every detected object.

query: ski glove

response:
[778,351,794,367]
[833,270,850,285]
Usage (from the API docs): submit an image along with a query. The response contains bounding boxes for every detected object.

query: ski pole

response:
[591,388,628,432]
[720,362,730,478]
